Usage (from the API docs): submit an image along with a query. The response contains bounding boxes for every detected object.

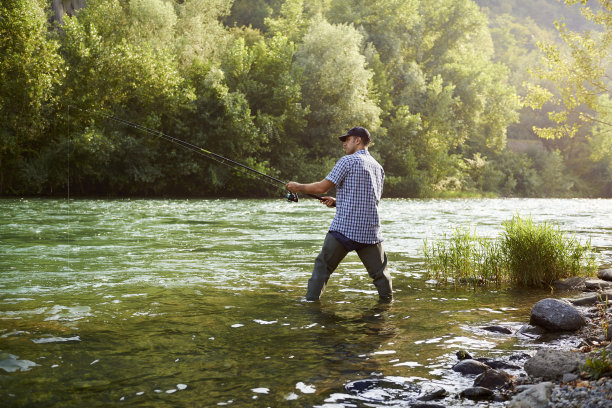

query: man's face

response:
[343,136,360,155]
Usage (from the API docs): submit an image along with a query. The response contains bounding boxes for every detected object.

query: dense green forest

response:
[1,0,610,197]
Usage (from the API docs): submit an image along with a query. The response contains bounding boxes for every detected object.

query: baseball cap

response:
[339,127,371,143]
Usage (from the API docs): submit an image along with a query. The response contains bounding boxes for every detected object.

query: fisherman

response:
[286,127,392,302]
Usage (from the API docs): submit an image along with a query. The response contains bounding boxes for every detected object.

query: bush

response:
[424,215,597,288]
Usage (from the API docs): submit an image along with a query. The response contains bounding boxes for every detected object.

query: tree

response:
[525,0,611,140]
[294,17,381,158]
[0,0,63,194]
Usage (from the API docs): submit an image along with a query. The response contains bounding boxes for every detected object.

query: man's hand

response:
[321,196,336,208]
[286,181,301,193]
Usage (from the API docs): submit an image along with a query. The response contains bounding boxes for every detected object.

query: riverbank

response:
[443,269,612,407]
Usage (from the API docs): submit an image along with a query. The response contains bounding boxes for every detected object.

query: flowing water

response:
[1,198,611,407]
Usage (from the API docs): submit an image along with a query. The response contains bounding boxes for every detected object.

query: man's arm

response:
[286,179,334,195]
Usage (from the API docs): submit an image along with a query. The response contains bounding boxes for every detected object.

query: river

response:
[1,198,611,407]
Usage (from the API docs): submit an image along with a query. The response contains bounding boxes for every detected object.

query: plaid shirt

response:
[326,149,384,244]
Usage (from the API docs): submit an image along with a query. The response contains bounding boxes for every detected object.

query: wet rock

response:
[508,352,532,361]
[452,359,490,375]
[507,382,553,408]
[517,324,546,339]
[524,349,588,380]
[585,279,612,291]
[410,403,445,408]
[552,277,587,291]
[598,268,612,281]
[473,369,515,389]
[481,325,513,334]
[530,298,586,332]
[344,378,421,402]
[455,350,472,360]
[417,386,447,401]
[475,358,520,370]
[459,386,494,400]
[570,291,612,306]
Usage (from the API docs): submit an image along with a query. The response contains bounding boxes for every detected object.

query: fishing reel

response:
[286,192,299,202]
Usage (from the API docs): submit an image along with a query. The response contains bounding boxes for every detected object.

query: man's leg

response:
[356,243,392,301]
[306,233,349,300]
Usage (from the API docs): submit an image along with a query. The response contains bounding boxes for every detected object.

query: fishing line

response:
[68,105,323,202]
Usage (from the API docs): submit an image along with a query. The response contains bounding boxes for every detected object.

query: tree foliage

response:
[0,0,609,197]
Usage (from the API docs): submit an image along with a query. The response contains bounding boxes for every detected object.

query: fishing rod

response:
[69,106,324,203]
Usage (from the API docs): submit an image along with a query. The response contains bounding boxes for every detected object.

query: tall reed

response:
[424,215,597,288]
[501,216,596,286]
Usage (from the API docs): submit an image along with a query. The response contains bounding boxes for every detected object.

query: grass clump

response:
[424,215,597,288]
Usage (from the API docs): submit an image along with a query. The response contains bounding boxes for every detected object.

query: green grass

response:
[424,215,597,288]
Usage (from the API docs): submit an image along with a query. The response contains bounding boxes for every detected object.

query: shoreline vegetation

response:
[424,215,598,288]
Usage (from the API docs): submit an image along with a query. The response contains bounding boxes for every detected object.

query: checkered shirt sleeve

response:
[325,150,384,244]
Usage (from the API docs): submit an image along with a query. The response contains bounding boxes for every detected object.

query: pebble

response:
[548,378,612,407]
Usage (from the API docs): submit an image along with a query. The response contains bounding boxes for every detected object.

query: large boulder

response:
[530,298,586,332]
[598,268,612,281]
[524,349,587,380]
[507,382,553,408]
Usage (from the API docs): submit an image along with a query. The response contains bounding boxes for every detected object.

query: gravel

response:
[549,378,612,407]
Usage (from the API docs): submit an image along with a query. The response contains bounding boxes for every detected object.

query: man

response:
[286,127,392,302]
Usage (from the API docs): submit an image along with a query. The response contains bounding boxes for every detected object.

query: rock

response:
[509,352,532,362]
[552,277,587,291]
[562,373,579,382]
[452,359,490,375]
[530,298,586,332]
[473,369,514,389]
[481,325,513,334]
[411,403,445,408]
[517,324,546,338]
[475,358,520,370]
[598,268,612,281]
[507,382,553,408]
[585,279,612,291]
[570,292,612,306]
[524,349,588,380]
[459,386,494,400]
[455,350,472,360]
[417,387,447,401]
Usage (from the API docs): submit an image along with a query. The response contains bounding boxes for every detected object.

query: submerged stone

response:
[481,325,513,334]
[344,378,421,402]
